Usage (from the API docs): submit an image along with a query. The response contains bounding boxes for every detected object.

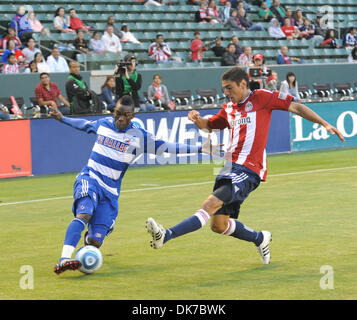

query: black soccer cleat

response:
[54,259,82,275]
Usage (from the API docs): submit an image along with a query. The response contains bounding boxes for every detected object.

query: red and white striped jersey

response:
[208,89,293,181]
[148,42,172,62]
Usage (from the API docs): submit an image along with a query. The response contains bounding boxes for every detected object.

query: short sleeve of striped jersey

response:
[208,108,229,130]
[265,90,294,111]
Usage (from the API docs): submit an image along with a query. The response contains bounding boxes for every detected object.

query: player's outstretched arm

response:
[49,107,98,134]
[188,110,211,131]
[288,102,345,142]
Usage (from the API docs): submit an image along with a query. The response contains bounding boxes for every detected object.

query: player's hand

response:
[49,107,63,122]
[201,134,224,156]
[188,110,201,123]
[323,123,345,143]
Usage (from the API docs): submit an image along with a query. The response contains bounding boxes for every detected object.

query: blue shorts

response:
[72,173,118,244]
[213,162,261,219]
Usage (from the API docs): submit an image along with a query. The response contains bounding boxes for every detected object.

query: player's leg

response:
[146,193,223,249]
[54,199,93,274]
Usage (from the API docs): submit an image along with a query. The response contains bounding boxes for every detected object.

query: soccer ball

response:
[75,245,103,274]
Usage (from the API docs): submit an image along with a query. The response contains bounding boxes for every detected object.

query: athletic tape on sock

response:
[193,209,210,227]
[222,218,236,236]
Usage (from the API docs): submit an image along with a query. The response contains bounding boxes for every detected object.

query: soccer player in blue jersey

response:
[50,95,218,274]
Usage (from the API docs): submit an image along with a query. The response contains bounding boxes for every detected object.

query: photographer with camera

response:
[148,34,172,63]
[114,54,143,111]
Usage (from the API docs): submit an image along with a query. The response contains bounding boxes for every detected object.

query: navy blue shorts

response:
[213,162,261,219]
[72,173,118,244]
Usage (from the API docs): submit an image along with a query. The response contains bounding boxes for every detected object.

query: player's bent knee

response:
[87,237,102,248]
[202,195,223,215]
[76,213,91,224]
[210,223,227,234]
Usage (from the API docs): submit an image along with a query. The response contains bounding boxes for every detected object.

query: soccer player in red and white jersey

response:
[146,67,345,265]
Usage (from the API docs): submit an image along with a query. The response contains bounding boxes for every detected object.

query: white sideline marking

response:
[1,165,356,207]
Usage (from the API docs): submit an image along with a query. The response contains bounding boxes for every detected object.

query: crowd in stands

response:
[0,1,357,118]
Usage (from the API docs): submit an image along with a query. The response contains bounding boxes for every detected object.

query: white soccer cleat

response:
[257,230,272,265]
[146,217,165,249]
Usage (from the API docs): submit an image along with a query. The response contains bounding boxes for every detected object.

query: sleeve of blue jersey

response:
[142,129,202,155]
[61,116,101,134]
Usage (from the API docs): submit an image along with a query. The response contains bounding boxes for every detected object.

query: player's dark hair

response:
[119,95,135,113]
[222,67,250,87]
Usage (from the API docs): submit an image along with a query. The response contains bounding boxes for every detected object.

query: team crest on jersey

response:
[245,101,253,112]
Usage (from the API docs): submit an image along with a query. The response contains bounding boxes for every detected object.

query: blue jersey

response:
[62,116,201,198]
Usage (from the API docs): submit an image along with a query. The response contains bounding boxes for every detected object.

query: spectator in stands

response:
[89,31,106,54]
[238,45,253,67]
[344,27,357,48]
[259,1,274,22]
[24,60,38,73]
[47,47,70,73]
[277,45,301,64]
[207,0,222,24]
[231,35,244,57]
[221,43,238,66]
[107,16,124,40]
[121,25,141,44]
[2,27,21,51]
[270,0,286,25]
[225,9,244,31]
[195,2,213,23]
[27,11,44,34]
[268,18,286,39]
[219,1,232,23]
[2,39,25,65]
[69,8,91,33]
[102,25,123,53]
[299,19,315,40]
[348,47,357,63]
[266,70,279,91]
[237,8,265,31]
[281,17,299,40]
[2,53,20,74]
[320,29,342,48]
[285,8,295,26]
[293,9,305,30]
[73,30,92,54]
[22,37,41,64]
[10,6,33,43]
[0,104,10,120]
[115,54,143,110]
[54,7,75,33]
[66,61,102,113]
[100,75,117,112]
[314,14,327,40]
[190,31,208,63]
[147,74,172,110]
[279,71,300,101]
[35,72,71,115]
[148,34,172,63]
[34,52,51,73]
[102,25,122,54]
[211,36,226,57]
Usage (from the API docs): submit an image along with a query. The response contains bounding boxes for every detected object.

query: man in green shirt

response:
[259,2,274,22]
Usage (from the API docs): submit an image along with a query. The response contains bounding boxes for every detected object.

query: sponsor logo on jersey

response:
[245,101,254,112]
[97,135,129,153]
[230,116,251,127]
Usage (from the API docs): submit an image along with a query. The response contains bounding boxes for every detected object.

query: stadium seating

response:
[0,0,355,71]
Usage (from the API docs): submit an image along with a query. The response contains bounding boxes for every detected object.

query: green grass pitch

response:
[0,148,356,300]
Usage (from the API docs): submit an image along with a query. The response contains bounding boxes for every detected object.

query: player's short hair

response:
[222,67,250,87]
[118,95,135,113]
